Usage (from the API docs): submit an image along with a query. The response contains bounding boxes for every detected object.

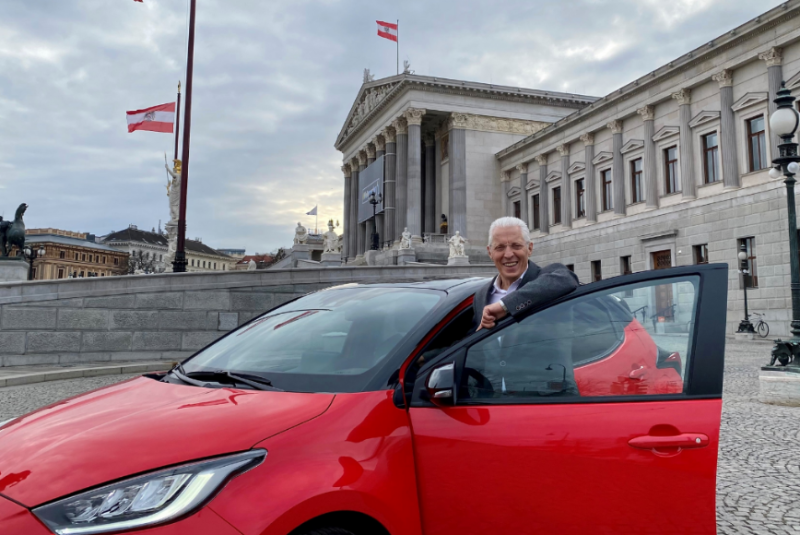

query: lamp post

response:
[766,82,800,367]
[736,242,755,334]
[368,190,382,251]
[23,244,46,281]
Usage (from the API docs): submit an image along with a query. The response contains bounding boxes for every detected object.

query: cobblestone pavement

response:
[1,341,799,534]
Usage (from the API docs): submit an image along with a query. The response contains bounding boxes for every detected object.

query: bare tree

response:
[127,250,158,274]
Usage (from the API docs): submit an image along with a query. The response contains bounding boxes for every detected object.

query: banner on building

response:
[358,155,385,223]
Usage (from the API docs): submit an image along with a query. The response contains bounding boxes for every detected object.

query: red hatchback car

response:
[0,264,727,535]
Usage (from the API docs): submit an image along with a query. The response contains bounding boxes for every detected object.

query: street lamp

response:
[23,244,46,281]
[736,243,755,334]
[368,190,382,251]
[767,82,800,367]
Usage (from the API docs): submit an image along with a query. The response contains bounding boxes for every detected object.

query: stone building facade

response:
[25,229,128,279]
[494,1,800,337]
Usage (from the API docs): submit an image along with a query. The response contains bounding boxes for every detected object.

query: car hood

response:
[0,376,334,506]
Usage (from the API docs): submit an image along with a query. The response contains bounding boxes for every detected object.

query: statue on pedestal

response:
[439,214,448,235]
[294,222,308,245]
[163,159,182,271]
[400,227,412,249]
[448,231,467,258]
[323,220,340,253]
[0,203,28,257]
[247,259,257,271]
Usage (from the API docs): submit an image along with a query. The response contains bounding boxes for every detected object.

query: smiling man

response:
[474,217,579,330]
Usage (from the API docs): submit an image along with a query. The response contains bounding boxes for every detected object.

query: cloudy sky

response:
[0,0,784,254]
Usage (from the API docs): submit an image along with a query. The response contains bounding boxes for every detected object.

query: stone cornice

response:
[712,69,734,88]
[636,105,655,121]
[403,107,426,126]
[494,2,800,162]
[606,120,623,134]
[671,88,692,106]
[447,112,548,136]
[580,132,595,145]
[759,46,783,67]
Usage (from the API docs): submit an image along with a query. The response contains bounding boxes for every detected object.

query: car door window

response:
[460,276,699,401]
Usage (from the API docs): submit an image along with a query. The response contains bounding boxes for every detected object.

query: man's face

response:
[487,225,533,283]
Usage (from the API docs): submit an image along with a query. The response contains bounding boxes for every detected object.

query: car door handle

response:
[628,433,709,449]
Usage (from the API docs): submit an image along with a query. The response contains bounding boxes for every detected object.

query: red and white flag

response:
[126,102,175,133]
[377,20,397,42]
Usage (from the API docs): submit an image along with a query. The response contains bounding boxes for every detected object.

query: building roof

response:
[26,234,123,253]
[236,254,274,265]
[102,227,233,259]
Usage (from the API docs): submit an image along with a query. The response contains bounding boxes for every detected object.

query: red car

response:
[0,264,727,535]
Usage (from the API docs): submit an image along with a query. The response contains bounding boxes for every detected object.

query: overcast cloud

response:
[0,0,784,253]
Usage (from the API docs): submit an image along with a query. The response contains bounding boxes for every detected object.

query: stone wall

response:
[0,265,495,367]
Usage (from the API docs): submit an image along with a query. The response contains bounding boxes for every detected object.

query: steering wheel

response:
[464,367,494,399]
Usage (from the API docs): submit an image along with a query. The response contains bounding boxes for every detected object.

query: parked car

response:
[0,264,727,535]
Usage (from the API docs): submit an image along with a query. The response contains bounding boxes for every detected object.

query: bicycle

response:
[750,312,769,338]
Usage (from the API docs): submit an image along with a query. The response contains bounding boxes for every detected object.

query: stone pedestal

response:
[397,248,416,265]
[0,258,29,282]
[759,367,800,406]
[364,250,379,266]
[291,244,311,267]
[447,255,470,266]
[320,252,342,268]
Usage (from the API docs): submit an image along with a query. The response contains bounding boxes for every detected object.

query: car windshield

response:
[182,287,442,392]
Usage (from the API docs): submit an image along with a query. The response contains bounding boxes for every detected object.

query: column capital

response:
[448,112,470,130]
[557,144,570,156]
[357,151,368,166]
[712,69,733,88]
[636,105,655,121]
[515,163,528,173]
[382,126,396,143]
[392,116,408,135]
[671,88,691,106]
[366,143,376,159]
[403,107,426,126]
[341,163,352,178]
[580,132,594,145]
[350,156,360,170]
[606,120,623,134]
[535,154,548,166]
[500,170,511,183]
[374,134,386,152]
[758,47,783,67]
[424,132,435,146]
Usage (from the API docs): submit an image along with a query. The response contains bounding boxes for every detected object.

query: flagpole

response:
[173,81,181,162]
[174,0,196,273]
[396,19,399,75]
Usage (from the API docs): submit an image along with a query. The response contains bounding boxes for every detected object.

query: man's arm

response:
[501,263,579,319]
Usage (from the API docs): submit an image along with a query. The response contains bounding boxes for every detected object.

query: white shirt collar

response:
[490,266,528,297]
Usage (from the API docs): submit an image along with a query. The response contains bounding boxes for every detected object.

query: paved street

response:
[1,341,798,534]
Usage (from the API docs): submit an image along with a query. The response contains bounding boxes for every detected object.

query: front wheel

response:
[757,321,769,338]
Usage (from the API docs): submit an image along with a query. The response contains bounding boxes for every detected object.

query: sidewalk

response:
[0,360,176,388]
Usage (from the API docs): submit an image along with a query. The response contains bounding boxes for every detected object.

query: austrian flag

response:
[377,20,397,42]
[126,102,175,134]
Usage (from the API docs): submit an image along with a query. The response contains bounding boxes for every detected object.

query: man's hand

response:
[478,301,507,331]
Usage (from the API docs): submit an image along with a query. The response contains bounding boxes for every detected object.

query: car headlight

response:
[33,449,266,535]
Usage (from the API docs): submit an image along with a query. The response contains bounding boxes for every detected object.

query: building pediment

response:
[525,177,540,190]
[507,186,521,197]
[652,126,680,142]
[787,71,800,91]
[592,151,613,165]
[336,81,401,148]
[567,162,585,175]
[732,92,768,113]
[689,110,721,128]
[545,171,562,183]
[620,139,644,154]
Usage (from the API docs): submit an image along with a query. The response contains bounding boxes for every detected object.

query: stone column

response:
[342,164,352,259]
[382,127,397,247]
[536,154,549,234]
[516,163,529,227]
[760,47,783,161]
[373,135,386,245]
[558,144,571,227]
[502,172,510,217]
[581,133,597,222]
[435,129,443,224]
[374,135,386,159]
[365,218,375,252]
[405,108,426,242]
[607,120,626,215]
[672,88,695,199]
[424,133,436,234]
[712,70,740,189]
[637,106,659,208]
[449,113,468,237]
[366,143,376,166]
[394,116,408,243]
[357,151,368,256]
[349,157,359,261]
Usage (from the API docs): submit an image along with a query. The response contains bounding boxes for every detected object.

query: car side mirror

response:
[426,362,456,406]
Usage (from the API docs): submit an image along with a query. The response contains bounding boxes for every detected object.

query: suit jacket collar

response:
[484,259,540,303]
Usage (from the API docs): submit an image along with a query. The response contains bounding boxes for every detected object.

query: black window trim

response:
[410,263,728,408]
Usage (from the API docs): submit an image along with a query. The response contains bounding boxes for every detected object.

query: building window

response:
[74,252,79,260]
[747,116,767,172]
[703,132,720,184]
[738,237,758,289]
[665,146,679,194]
[191,259,195,267]
[566,264,574,272]
[694,244,709,265]
[620,255,632,275]
[601,169,613,211]
[513,200,521,219]
[102,256,106,264]
[81,254,86,261]
[59,250,65,259]
[89,254,94,262]
[80,271,85,277]
[575,179,585,218]
[214,263,217,269]
[631,158,643,203]
[591,260,602,282]
[114,258,119,265]
[532,194,540,230]
[58,268,65,279]
[203,261,206,268]
[552,187,561,225]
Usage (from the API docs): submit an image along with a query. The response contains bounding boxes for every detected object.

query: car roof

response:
[323,277,490,293]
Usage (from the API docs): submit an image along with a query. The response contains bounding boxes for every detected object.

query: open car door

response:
[408,264,727,535]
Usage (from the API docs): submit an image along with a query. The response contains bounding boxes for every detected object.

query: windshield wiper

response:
[171,365,283,391]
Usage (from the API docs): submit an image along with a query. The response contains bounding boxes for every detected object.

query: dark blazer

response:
[472,260,579,327]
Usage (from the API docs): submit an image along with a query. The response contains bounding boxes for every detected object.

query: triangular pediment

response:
[545,171,562,183]
[525,177,540,191]
[335,81,401,147]
[508,186,521,197]
[567,162,585,175]
[653,126,680,142]
[787,72,800,91]
[689,110,721,128]
[620,139,644,154]
[592,151,613,165]
[732,92,768,113]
